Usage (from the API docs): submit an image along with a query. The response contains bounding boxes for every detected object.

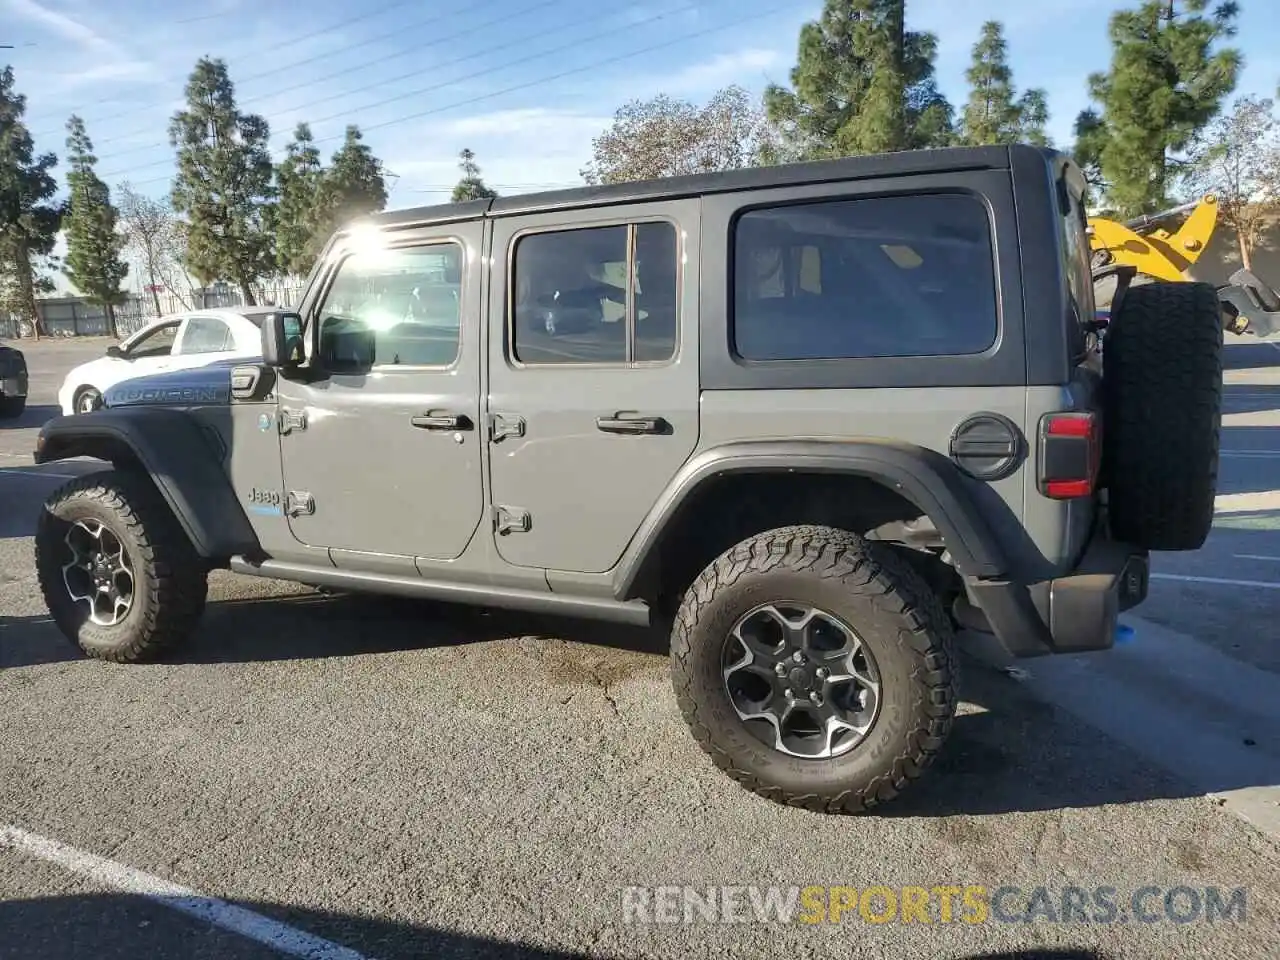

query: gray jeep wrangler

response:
[32,145,1223,812]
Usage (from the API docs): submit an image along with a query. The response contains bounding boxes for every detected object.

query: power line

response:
[118,3,792,191]
[91,0,567,160]
[97,0,699,178]
[30,0,421,138]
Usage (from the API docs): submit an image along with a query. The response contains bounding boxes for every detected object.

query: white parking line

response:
[1151,572,1280,590]
[1234,554,1280,562]
[0,824,370,960]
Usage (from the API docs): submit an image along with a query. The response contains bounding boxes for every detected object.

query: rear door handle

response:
[412,413,472,431]
[596,414,669,435]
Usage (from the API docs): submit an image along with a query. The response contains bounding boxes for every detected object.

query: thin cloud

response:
[664,47,780,94]
[5,0,111,50]
[5,0,156,94]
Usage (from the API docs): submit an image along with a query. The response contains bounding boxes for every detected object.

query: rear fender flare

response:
[34,408,260,560]
[611,439,1010,599]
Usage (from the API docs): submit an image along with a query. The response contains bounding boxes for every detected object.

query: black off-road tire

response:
[1103,281,1223,551]
[670,524,958,814]
[35,469,209,662]
[0,396,25,420]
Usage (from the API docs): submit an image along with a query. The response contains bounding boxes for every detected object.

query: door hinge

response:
[493,505,530,535]
[285,491,315,518]
[488,413,526,443]
[278,407,307,435]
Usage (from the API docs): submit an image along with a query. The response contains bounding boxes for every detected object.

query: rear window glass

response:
[1059,177,1095,353]
[732,194,999,361]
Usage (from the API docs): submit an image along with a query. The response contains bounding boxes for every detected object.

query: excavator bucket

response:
[1217,268,1280,337]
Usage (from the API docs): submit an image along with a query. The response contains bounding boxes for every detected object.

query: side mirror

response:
[106,344,124,359]
[261,312,304,369]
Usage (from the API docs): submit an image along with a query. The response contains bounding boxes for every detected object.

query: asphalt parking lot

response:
[1,335,1278,960]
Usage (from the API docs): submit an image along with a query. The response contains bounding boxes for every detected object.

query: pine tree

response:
[763,0,953,159]
[315,125,388,232]
[62,115,129,337]
[169,57,276,305]
[1073,0,1241,218]
[0,66,61,339]
[451,148,498,201]
[272,122,325,278]
[960,21,1051,147]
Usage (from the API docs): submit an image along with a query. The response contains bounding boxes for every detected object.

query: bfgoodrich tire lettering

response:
[35,469,208,662]
[1102,281,1223,551]
[670,525,958,813]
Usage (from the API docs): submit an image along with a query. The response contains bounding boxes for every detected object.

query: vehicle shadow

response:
[181,588,667,664]
[1215,426,1280,495]
[0,403,61,429]
[0,614,78,668]
[0,590,664,671]
[1221,381,1280,416]
[1222,340,1280,370]
[0,893,1111,960]
[2,576,1273,820]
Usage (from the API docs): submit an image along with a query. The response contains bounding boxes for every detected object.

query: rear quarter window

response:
[731,193,999,361]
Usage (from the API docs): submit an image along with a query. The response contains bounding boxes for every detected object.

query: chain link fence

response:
[1,280,306,341]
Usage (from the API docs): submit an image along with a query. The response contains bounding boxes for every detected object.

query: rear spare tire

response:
[1103,280,1223,551]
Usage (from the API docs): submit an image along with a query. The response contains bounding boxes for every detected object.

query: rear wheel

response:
[0,396,24,419]
[1102,281,1223,551]
[35,470,209,662]
[670,524,958,813]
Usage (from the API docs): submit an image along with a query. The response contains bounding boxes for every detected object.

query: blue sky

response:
[4,0,1280,208]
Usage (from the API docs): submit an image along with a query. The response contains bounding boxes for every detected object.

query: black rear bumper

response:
[964,531,1149,658]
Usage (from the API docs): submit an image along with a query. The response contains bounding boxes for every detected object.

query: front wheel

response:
[670,525,958,814]
[0,396,25,420]
[35,470,209,662]
[73,386,103,414]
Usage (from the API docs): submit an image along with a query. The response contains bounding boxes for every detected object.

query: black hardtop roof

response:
[353,143,1067,234]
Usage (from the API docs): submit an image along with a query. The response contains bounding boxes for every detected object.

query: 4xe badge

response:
[257,412,273,432]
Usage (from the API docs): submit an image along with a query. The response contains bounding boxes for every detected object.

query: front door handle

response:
[412,412,473,431]
[596,414,669,435]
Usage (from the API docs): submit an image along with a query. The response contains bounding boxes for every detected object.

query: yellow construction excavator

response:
[1088,194,1280,337]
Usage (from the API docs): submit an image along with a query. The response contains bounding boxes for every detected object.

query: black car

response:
[0,339,29,419]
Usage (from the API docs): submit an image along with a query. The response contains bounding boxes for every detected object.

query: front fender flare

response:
[612,438,1011,599]
[34,407,260,560]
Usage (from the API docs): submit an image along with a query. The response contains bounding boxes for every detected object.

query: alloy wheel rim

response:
[721,602,881,759]
[61,518,135,626]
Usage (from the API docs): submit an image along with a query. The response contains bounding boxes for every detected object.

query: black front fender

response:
[612,438,1011,599]
[35,408,260,560]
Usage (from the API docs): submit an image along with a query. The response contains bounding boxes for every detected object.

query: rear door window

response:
[732,193,999,361]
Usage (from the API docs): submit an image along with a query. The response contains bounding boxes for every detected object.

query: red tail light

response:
[1038,411,1101,499]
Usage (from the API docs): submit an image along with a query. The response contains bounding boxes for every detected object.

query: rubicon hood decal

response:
[104,359,251,408]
